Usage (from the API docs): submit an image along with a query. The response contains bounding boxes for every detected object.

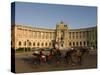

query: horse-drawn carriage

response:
[32,47,89,66]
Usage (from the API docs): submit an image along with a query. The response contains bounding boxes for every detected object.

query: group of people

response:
[32,49,61,65]
[32,48,88,66]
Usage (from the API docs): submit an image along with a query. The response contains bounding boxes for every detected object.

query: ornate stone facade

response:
[11,22,97,50]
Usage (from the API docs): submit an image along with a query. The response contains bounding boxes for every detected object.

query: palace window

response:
[37,42,40,46]
[24,41,26,46]
[33,42,35,46]
[76,42,78,46]
[45,42,47,46]
[49,42,51,46]
[73,42,75,46]
[69,42,71,46]
[80,41,82,46]
[76,32,78,39]
[83,41,86,46]
[18,41,21,46]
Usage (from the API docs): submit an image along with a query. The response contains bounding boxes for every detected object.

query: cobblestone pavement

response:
[15,52,97,73]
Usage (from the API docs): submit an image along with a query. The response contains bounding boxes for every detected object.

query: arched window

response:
[33,42,35,46]
[37,42,40,46]
[73,42,75,46]
[45,42,47,46]
[83,41,86,46]
[18,41,21,46]
[76,42,78,46]
[49,42,51,46]
[69,42,71,46]
[24,41,26,46]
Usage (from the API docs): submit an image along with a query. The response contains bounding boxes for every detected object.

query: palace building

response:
[11,22,97,51]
